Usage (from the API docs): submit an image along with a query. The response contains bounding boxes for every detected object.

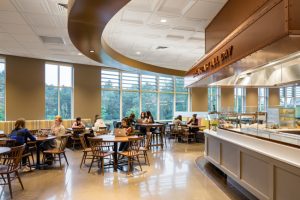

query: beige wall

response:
[246,88,258,108]
[4,55,101,121]
[269,88,280,106]
[74,64,101,120]
[6,56,45,120]
[221,88,234,111]
[191,87,208,111]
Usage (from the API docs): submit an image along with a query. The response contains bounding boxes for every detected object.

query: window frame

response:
[234,87,246,113]
[45,62,74,119]
[0,57,6,121]
[101,70,190,121]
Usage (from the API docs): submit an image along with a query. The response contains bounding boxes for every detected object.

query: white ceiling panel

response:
[23,13,56,27]
[12,0,51,14]
[0,0,16,11]
[0,11,26,24]
[103,0,227,71]
[185,0,225,20]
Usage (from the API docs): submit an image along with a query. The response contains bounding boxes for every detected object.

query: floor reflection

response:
[0,142,249,200]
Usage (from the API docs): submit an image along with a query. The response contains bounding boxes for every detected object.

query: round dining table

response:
[95,135,139,171]
[0,147,11,154]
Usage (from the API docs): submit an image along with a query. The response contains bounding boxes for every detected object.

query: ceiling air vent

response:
[39,36,65,45]
[156,46,168,50]
[58,3,68,9]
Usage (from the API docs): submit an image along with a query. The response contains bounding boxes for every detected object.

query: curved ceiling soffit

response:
[67,0,185,76]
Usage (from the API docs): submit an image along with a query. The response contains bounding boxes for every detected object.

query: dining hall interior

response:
[0,0,300,199]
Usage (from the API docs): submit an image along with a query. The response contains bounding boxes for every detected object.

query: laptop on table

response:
[114,128,127,137]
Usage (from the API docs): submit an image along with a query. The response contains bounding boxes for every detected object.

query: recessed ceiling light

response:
[89,50,95,53]
[77,53,83,56]
[160,19,167,23]
[136,51,141,55]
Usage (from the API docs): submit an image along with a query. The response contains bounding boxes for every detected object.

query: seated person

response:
[187,114,199,133]
[118,118,133,152]
[51,115,66,137]
[9,118,36,172]
[145,111,154,123]
[136,112,146,123]
[173,115,183,127]
[128,113,136,126]
[92,116,106,132]
[72,117,85,129]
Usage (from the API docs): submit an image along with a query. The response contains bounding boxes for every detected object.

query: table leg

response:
[36,142,41,169]
[113,142,118,171]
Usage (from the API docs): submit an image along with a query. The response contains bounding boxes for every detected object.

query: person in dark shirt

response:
[9,118,36,171]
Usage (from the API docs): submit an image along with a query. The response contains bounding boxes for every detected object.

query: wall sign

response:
[193,45,234,77]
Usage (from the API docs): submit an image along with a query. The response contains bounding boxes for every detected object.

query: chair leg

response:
[127,157,131,175]
[144,151,150,166]
[27,156,32,171]
[88,157,95,173]
[101,158,104,175]
[31,151,35,164]
[58,154,62,168]
[1,174,6,183]
[7,173,12,199]
[136,156,142,171]
[63,152,69,166]
[16,171,24,190]
[80,152,86,168]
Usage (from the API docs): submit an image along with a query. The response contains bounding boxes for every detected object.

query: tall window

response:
[0,58,5,121]
[280,86,300,107]
[159,76,174,120]
[141,75,157,119]
[122,72,140,118]
[101,70,189,121]
[208,87,220,112]
[175,78,189,112]
[258,88,268,111]
[234,87,246,113]
[101,70,120,122]
[45,63,73,119]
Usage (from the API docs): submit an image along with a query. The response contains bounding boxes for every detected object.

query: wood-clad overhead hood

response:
[185,0,300,87]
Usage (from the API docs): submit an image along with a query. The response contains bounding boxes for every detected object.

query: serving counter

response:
[204,128,300,200]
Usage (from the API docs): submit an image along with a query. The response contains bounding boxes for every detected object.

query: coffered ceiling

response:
[102,0,227,71]
[0,0,100,66]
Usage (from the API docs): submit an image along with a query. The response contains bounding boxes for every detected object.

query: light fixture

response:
[77,53,83,56]
[136,51,141,55]
[89,50,95,53]
[160,19,167,23]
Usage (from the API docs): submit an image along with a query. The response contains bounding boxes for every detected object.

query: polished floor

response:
[0,141,249,200]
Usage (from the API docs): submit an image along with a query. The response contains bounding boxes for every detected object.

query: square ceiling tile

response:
[121,9,151,24]
[185,0,225,20]
[2,24,34,34]
[0,0,17,11]
[157,0,190,16]
[0,11,26,24]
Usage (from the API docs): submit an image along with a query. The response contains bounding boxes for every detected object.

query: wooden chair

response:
[71,128,85,150]
[0,144,25,198]
[42,135,69,168]
[88,137,113,174]
[182,128,196,143]
[118,137,143,174]
[79,134,93,168]
[139,132,152,166]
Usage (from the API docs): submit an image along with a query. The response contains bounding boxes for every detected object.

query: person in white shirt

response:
[51,115,66,137]
[92,117,106,132]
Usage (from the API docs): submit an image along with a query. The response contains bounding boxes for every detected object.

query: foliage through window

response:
[234,87,246,113]
[208,87,220,112]
[258,88,268,111]
[45,63,73,119]
[0,58,5,121]
[280,86,300,107]
[101,70,189,121]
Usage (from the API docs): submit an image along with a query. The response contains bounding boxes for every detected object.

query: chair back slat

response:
[5,144,25,172]
[72,128,85,137]
[79,134,88,149]
[58,136,69,151]
[128,137,142,156]
[88,138,107,157]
